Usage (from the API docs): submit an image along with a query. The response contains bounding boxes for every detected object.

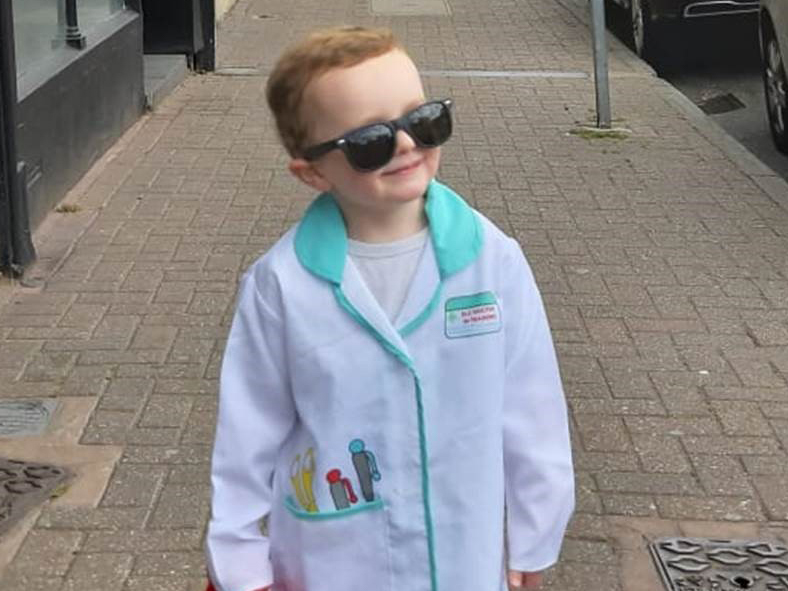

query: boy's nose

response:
[394,129,417,153]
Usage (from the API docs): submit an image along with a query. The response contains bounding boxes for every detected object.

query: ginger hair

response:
[266,26,402,156]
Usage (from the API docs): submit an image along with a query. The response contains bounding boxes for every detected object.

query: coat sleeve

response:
[501,238,575,573]
[206,269,296,591]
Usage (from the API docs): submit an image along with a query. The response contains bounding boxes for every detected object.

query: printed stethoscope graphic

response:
[290,448,318,513]
[326,468,358,510]
[349,439,381,502]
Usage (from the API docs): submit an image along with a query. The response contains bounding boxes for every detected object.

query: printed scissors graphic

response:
[290,448,318,512]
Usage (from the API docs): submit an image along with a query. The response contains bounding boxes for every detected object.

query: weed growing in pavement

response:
[54,203,81,213]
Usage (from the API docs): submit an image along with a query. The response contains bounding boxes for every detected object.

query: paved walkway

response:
[1,0,787,589]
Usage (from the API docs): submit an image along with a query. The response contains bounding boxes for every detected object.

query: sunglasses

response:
[301,99,453,172]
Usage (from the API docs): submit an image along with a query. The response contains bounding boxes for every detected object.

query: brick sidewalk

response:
[1,0,787,589]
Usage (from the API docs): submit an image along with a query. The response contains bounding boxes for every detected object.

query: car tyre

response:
[630,0,667,71]
[763,23,788,153]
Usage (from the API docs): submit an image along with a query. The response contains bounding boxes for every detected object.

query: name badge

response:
[445,291,501,339]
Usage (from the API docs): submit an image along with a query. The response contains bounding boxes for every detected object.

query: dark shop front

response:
[0,0,215,276]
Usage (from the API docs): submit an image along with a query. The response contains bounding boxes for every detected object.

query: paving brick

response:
[0,575,64,591]
[37,507,149,530]
[753,475,788,520]
[690,455,754,497]
[83,529,202,553]
[710,400,771,436]
[131,552,206,577]
[595,473,702,496]
[148,484,210,529]
[600,493,658,517]
[102,465,168,507]
[0,340,43,369]
[574,414,631,452]
[679,435,782,456]
[4,530,82,577]
[61,365,113,396]
[742,455,788,475]
[124,577,195,591]
[21,351,77,381]
[61,553,133,591]
[58,303,106,329]
[168,338,215,365]
[630,433,691,474]
[78,349,169,365]
[167,464,211,485]
[654,495,765,522]
[121,445,210,465]
[130,325,179,350]
[623,416,720,436]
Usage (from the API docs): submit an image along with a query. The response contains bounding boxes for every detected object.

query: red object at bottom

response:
[205,582,270,591]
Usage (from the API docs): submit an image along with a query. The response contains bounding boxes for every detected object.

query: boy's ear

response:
[289,158,332,193]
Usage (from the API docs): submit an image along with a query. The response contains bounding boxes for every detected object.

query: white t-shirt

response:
[347,228,429,322]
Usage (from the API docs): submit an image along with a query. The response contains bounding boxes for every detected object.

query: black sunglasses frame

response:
[301,99,453,172]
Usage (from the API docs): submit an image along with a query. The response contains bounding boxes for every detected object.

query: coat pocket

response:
[275,496,392,591]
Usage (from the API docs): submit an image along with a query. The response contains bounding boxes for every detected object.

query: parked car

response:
[760,0,788,153]
[609,0,759,66]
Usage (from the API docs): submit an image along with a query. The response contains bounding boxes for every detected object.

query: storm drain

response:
[0,458,70,537]
[0,399,57,437]
[696,93,746,115]
[650,537,788,591]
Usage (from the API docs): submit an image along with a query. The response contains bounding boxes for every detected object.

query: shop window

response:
[78,0,125,34]
[12,0,128,78]
[12,0,62,77]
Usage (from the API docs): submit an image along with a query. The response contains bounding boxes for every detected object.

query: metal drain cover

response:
[0,399,57,437]
[0,458,70,537]
[696,93,746,115]
[650,537,788,591]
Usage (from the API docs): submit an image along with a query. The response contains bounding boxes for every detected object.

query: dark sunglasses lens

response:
[345,124,395,171]
[408,102,452,147]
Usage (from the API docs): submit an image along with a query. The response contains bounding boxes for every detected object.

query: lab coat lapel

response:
[394,239,440,332]
[341,257,411,359]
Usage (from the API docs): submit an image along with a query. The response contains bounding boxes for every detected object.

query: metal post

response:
[590,0,612,129]
[65,0,86,49]
[0,0,36,275]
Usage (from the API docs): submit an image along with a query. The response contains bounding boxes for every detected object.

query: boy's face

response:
[290,50,441,219]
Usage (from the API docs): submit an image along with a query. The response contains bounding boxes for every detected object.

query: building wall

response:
[16,14,145,229]
[216,0,240,20]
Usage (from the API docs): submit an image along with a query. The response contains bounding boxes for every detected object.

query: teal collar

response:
[294,180,483,284]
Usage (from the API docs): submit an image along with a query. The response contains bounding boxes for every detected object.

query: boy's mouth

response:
[383,158,422,176]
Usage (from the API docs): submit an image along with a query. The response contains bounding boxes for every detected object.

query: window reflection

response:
[12,0,61,76]
[78,0,125,33]
[12,0,127,78]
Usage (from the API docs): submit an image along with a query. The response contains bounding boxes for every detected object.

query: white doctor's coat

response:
[206,181,575,591]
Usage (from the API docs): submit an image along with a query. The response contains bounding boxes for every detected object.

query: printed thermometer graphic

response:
[326,469,357,510]
[349,439,381,502]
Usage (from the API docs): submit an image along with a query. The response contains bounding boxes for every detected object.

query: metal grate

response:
[696,93,746,115]
[650,537,788,591]
[0,399,57,438]
[0,458,70,537]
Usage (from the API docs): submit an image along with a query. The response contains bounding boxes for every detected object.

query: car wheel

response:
[630,0,667,70]
[763,25,788,153]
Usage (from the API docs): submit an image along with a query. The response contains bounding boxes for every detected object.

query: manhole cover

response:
[650,537,788,591]
[0,399,57,437]
[0,458,70,537]
[696,93,746,115]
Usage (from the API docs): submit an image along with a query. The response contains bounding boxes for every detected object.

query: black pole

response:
[0,0,36,275]
[64,0,86,49]
[195,0,215,72]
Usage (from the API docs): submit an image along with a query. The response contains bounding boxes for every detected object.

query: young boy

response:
[205,26,575,591]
